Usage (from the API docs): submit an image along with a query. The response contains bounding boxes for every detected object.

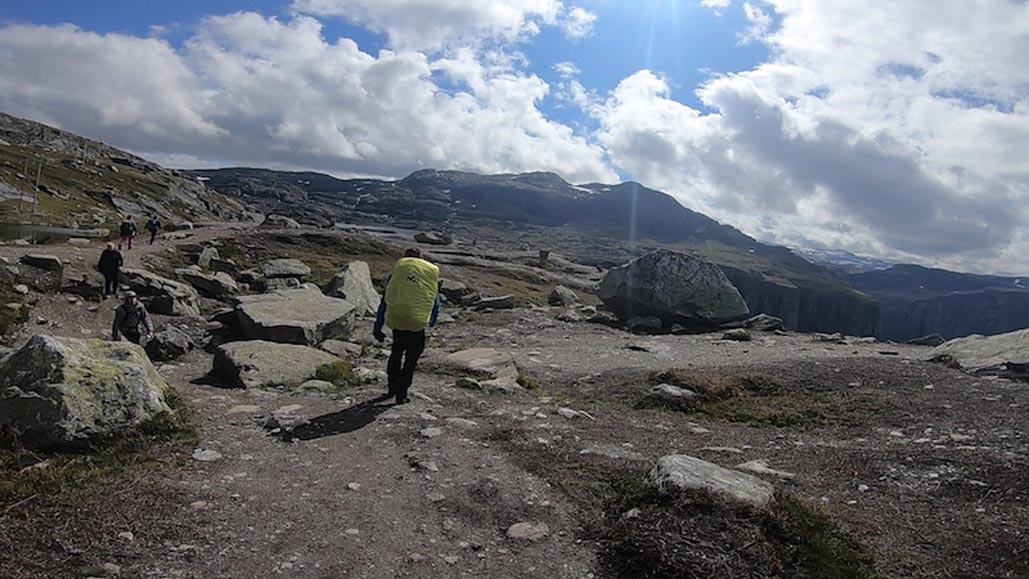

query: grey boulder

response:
[599,249,748,328]
[323,261,381,317]
[178,269,239,300]
[0,335,172,448]
[213,340,339,390]
[262,259,311,280]
[146,327,195,362]
[548,285,579,307]
[648,454,775,509]
[236,286,356,345]
[263,214,301,229]
[442,348,519,391]
[925,329,1029,379]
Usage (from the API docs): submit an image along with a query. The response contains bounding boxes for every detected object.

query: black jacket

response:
[98,249,123,275]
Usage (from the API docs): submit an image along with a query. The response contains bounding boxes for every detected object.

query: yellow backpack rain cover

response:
[384,257,440,331]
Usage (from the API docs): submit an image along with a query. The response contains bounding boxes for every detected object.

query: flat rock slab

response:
[926,329,1029,378]
[236,287,357,346]
[648,454,775,509]
[263,258,311,279]
[0,335,171,448]
[442,348,519,390]
[178,269,239,299]
[213,340,339,390]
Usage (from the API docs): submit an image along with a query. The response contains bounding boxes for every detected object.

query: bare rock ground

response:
[1,229,1027,578]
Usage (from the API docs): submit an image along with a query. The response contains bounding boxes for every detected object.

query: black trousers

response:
[149,230,157,244]
[121,328,142,344]
[102,272,119,297]
[387,329,425,402]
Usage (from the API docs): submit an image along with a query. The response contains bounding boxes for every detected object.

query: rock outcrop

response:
[648,454,775,509]
[414,231,452,245]
[263,214,301,228]
[121,268,201,317]
[548,285,578,307]
[17,254,64,292]
[323,261,380,317]
[236,286,356,345]
[213,340,339,389]
[0,335,171,448]
[924,329,1029,380]
[599,250,749,329]
[439,278,479,305]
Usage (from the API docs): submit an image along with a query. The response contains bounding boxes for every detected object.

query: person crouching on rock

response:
[97,242,123,299]
[112,290,153,345]
[373,248,441,405]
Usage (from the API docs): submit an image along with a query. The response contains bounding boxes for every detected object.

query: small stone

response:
[345,528,360,536]
[117,531,135,542]
[721,329,752,342]
[192,449,223,462]
[13,284,28,295]
[426,493,447,503]
[274,404,304,416]
[420,427,443,438]
[190,500,210,510]
[226,405,262,415]
[101,562,121,575]
[442,555,460,565]
[858,484,870,492]
[557,407,581,419]
[445,418,478,429]
[455,377,483,390]
[506,521,549,541]
[409,553,427,563]
[346,482,361,491]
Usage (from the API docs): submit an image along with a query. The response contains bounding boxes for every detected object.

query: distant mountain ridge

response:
[195,166,880,336]
[848,264,1029,341]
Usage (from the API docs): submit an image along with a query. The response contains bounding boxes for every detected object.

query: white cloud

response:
[553,61,580,78]
[700,0,733,13]
[560,6,597,40]
[291,0,567,51]
[738,2,771,44]
[596,1,1029,273]
[0,14,617,184]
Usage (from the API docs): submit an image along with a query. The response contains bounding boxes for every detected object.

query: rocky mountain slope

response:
[196,167,879,336]
[0,112,246,231]
[848,264,1029,341]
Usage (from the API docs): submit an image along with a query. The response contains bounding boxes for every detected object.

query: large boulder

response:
[146,327,195,362]
[197,247,219,269]
[0,335,172,448]
[213,340,339,389]
[548,285,579,307]
[925,329,1029,379]
[442,348,519,391]
[648,454,775,509]
[262,259,311,280]
[121,269,201,317]
[439,278,479,305]
[236,286,357,345]
[178,269,239,300]
[17,254,64,292]
[323,261,381,317]
[598,250,749,328]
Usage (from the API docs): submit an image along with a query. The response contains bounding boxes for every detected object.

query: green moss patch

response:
[314,360,361,389]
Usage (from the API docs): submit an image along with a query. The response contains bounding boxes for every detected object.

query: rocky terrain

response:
[1,223,1027,579]
[0,112,248,234]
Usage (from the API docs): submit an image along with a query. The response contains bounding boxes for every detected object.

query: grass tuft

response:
[314,360,360,389]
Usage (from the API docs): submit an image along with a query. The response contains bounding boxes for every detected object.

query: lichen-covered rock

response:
[648,454,775,509]
[236,286,356,345]
[0,335,172,448]
[262,259,311,279]
[213,340,339,389]
[599,249,749,329]
[121,268,201,317]
[323,261,381,317]
[17,254,64,292]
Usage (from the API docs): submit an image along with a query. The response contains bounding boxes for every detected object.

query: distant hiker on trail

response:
[118,218,137,250]
[112,290,153,345]
[145,215,161,244]
[96,242,123,299]
[373,248,441,405]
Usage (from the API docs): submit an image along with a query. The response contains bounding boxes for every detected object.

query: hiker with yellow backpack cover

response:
[373,248,442,405]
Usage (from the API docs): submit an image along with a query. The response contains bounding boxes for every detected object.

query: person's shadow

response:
[282,394,395,442]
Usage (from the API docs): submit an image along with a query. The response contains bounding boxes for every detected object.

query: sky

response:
[1,1,1027,274]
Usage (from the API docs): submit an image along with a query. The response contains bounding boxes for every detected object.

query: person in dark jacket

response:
[145,215,161,244]
[118,218,137,250]
[97,242,123,299]
[112,291,153,344]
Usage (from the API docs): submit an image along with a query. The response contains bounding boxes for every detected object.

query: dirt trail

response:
[1,229,1027,579]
